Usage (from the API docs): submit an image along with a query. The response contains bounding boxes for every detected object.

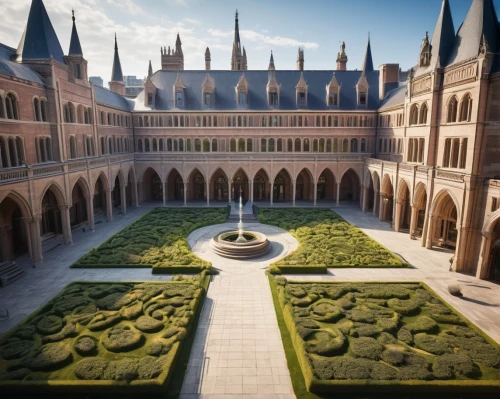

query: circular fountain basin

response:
[210,230,272,259]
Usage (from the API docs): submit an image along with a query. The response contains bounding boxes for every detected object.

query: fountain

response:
[210,191,272,259]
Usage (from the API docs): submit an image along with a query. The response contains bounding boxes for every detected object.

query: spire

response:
[16,0,65,63]
[68,9,83,56]
[297,47,304,71]
[148,60,153,78]
[205,47,211,71]
[231,10,246,70]
[175,33,183,58]
[269,51,275,70]
[111,33,124,82]
[447,0,497,66]
[361,34,374,72]
[234,9,241,49]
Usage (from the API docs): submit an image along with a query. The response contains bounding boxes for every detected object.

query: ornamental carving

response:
[436,170,465,182]
[412,76,431,95]
[444,63,477,88]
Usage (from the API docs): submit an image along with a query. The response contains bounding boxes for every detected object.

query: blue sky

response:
[1,0,499,83]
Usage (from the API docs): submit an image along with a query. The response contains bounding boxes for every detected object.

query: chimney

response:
[296,47,304,71]
[379,64,399,100]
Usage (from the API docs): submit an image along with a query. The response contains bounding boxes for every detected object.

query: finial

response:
[236,9,238,18]
[114,33,118,50]
[72,9,75,22]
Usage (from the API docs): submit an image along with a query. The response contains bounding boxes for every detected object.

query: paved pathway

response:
[180,223,299,399]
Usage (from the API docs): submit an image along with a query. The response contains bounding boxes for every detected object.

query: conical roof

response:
[111,34,124,82]
[69,10,83,56]
[362,35,374,72]
[16,0,65,63]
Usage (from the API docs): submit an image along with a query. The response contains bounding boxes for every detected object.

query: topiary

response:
[36,315,63,335]
[14,326,37,340]
[350,337,384,360]
[74,357,108,380]
[381,348,405,365]
[353,323,382,337]
[306,330,345,356]
[275,276,287,286]
[377,332,398,345]
[310,301,343,322]
[286,285,307,298]
[414,333,451,355]
[0,340,35,360]
[371,363,398,380]
[429,313,465,325]
[146,341,172,356]
[162,326,185,341]
[53,296,90,314]
[135,316,164,333]
[137,355,167,380]
[398,364,433,380]
[27,342,72,371]
[397,327,413,345]
[41,322,77,343]
[387,298,421,316]
[105,358,139,381]
[433,353,480,379]
[120,302,143,320]
[74,336,98,356]
[96,292,140,311]
[101,326,144,353]
[404,316,438,334]
[290,295,319,307]
[311,356,374,380]
[87,313,122,331]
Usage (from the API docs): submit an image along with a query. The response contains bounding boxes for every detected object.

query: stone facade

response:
[1,0,499,281]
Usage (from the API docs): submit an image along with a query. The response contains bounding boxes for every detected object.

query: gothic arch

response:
[318,166,338,184]
[396,178,412,201]
[413,182,427,208]
[70,175,91,199]
[230,167,250,182]
[271,167,293,183]
[430,189,461,222]
[166,167,183,182]
[139,165,162,183]
[252,166,271,182]
[187,167,207,183]
[295,167,314,183]
[381,174,393,195]
[482,208,500,236]
[39,181,67,209]
[93,171,110,193]
[0,190,32,219]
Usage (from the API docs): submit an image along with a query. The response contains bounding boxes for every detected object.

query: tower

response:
[336,41,348,71]
[205,47,211,71]
[231,10,247,70]
[109,33,125,95]
[161,33,184,70]
[361,34,374,72]
[66,10,88,82]
[296,47,304,71]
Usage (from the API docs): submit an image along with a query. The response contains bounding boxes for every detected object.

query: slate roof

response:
[111,35,124,82]
[16,0,65,64]
[94,85,134,111]
[378,84,406,110]
[447,0,498,66]
[69,13,83,56]
[133,70,381,112]
[361,37,374,72]
[415,0,455,76]
[0,44,45,85]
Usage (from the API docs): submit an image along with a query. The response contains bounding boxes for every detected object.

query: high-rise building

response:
[89,76,103,86]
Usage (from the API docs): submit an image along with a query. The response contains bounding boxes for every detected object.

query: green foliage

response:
[35,315,63,335]
[27,342,72,371]
[258,208,405,270]
[74,336,97,356]
[134,316,164,333]
[272,278,500,393]
[73,357,108,380]
[73,208,226,268]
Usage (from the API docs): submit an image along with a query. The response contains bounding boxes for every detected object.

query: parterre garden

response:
[72,207,227,273]
[0,274,208,395]
[270,277,500,395]
[258,208,407,273]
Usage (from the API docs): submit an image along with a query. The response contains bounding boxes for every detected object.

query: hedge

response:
[0,274,210,395]
[71,207,227,270]
[257,208,409,272]
[269,277,500,395]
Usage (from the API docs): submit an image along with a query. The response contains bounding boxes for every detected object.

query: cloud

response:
[166,0,191,7]
[208,28,319,49]
[183,18,201,25]
[106,0,145,16]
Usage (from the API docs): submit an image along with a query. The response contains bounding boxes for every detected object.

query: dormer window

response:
[204,93,212,107]
[326,73,340,107]
[176,91,184,107]
[359,91,367,105]
[239,92,247,105]
[329,93,338,106]
[148,93,153,105]
[269,92,278,107]
[298,92,306,106]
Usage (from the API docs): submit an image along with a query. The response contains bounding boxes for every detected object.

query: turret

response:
[336,41,348,71]
[205,47,211,71]
[109,33,125,95]
[66,10,88,82]
[297,47,304,71]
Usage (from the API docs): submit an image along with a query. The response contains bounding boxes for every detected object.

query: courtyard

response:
[0,203,499,398]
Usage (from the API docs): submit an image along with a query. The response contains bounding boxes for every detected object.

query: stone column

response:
[120,184,127,214]
[59,204,73,245]
[0,224,10,260]
[409,206,418,239]
[270,183,274,206]
[183,182,188,206]
[292,180,296,207]
[373,190,379,216]
[21,218,33,259]
[30,216,43,262]
[394,200,402,232]
[228,181,232,204]
[105,188,113,221]
[313,181,318,206]
[336,182,341,206]
[362,188,369,213]
[249,180,254,204]
[476,234,492,279]
[378,193,385,221]
[163,182,167,206]
[206,182,210,207]
[425,214,434,249]
[452,225,464,272]
[85,195,95,231]
[132,181,139,207]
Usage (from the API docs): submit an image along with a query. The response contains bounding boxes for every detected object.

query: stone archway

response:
[40,184,65,241]
[412,183,427,239]
[253,169,270,202]
[273,169,292,203]
[296,168,314,202]
[428,191,458,251]
[188,168,206,202]
[167,168,183,201]
[210,168,229,202]
[339,169,360,202]
[380,175,394,223]
[395,180,411,232]
[0,195,30,261]
[142,167,163,202]
[317,168,335,201]
[70,179,88,227]
[232,169,249,202]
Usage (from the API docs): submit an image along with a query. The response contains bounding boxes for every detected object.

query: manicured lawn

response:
[0,276,208,395]
[72,208,227,272]
[258,208,406,271]
[270,277,500,395]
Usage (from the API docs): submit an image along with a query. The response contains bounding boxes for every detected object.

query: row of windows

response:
[135,114,376,129]
[0,136,24,168]
[447,94,472,123]
[33,97,49,122]
[68,135,96,159]
[136,137,369,153]
[35,136,53,163]
[409,103,428,126]
[379,113,405,128]
[442,137,467,169]
[63,103,92,125]
[99,136,131,155]
[379,138,404,155]
[0,93,19,120]
[99,111,132,128]
[407,138,425,163]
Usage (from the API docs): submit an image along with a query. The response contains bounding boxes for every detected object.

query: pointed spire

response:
[447,0,497,66]
[111,33,124,82]
[69,9,83,56]
[175,33,183,58]
[269,51,275,70]
[361,33,374,72]
[16,0,65,63]
[234,9,241,47]
[148,60,153,78]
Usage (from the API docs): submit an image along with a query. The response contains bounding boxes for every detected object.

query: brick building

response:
[0,0,499,281]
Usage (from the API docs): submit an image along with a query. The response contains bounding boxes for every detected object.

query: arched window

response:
[45,137,53,161]
[419,103,428,125]
[6,93,19,120]
[153,138,158,151]
[351,138,358,152]
[409,104,419,126]
[342,138,348,152]
[108,137,113,154]
[179,138,184,151]
[69,136,77,159]
[212,138,218,152]
[313,139,318,152]
[33,98,40,121]
[361,138,367,152]
[261,138,267,152]
[277,138,283,152]
[68,103,75,123]
[0,95,4,119]
[230,138,237,152]
[303,138,310,152]
[459,94,473,122]
[247,138,253,152]
[144,138,151,152]
[294,138,301,152]
[203,138,210,152]
[447,96,458,123]
[326,138,332,152]
[319,138,325,152]
[268,138,275,152]
[287,138,293,152]
[194,138,201,152]
[138,139,143,152]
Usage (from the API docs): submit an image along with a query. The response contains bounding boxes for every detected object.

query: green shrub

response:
[120,302,143,320]
[310,301,343,322]
[146,341,172,356]
[397,328,414,344]
[307,330,345,356]
[311,356,374,380]
[74,357,108,380]
[74,336,98,356]
[36,315,63,335]
[380,348,404,365]
[433,353,479,379]
[27,342,72,371]
[404,316,438,334]
[134,316,164,333]
[371,363,399,380]
[0,340,35,360]
[350,337,384,360]
[104,358,139,381]
[101,326,144,353]
[137,356,168,380]
[387,298,421,316]
[414,333,451,355]
[398,364,433,380]
[87,313,122,331]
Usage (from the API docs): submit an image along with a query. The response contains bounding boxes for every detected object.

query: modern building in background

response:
[123,75,145,98]
[89,76,103,87]
[0,0,500,282]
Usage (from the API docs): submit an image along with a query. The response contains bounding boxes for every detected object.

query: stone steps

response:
[0,261,25,287]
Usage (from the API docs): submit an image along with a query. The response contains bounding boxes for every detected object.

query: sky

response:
[1,0,499,85]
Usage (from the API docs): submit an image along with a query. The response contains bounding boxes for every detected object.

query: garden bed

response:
[0,275,209,395]
[72,208,227,272]
[270,277,500,395]
[257,208,407,272]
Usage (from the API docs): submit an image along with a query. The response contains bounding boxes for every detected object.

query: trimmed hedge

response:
[257,208,408,272]
[0,275,209,395]
[71,207,227,270]
[270,277,500,395]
